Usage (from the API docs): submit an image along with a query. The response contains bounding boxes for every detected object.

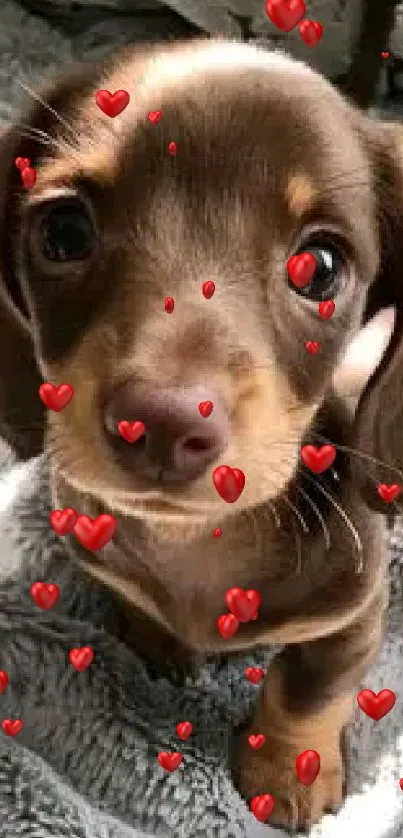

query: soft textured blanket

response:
[0,456,402,838]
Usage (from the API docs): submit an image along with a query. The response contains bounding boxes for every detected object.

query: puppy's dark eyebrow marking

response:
[286,172,318,218]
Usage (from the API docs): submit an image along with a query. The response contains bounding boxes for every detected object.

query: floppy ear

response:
[349,120,403,512]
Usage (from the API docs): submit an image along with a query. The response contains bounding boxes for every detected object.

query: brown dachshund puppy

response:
[0,38,402,832]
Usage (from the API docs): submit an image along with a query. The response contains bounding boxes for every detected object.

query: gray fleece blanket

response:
[0,456,402,838]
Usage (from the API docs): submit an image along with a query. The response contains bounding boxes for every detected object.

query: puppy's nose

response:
[104,384,228,484]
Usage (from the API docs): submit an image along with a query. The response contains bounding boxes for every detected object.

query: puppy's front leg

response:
[234,594,383,831]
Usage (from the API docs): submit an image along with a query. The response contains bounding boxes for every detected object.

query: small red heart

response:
[2,719,23,737]
[305,341,321,354]
[245,666,265,684]
[250,794,275,822]
[202,280,215,299]
[217,613,239,639]
[225,588,262,623]
[157,751,183,772]
[377,484,401,503]
[299,20,323,46]
[214,527,222,538]
[248,734,266,750]
[381,52,390,59]
[287,252,316,288]
[176,721,193,740]
[39,382,74,411]
[213,465,245,503]
[21,166,36,189]
[95,89,130,117]
[165,296,175,313]
[69,646,94,672]
[399,778,403,790]
[265,0,306,32]
[168,142,177,156]
[31,582,60,610]
[15,156,30,171]
[357,688,396,721]
[49,508,78,536]
[118,420,146,444]
[295,750,321,785]
[301,444,336,474]
[318,300,335,319]
[0,672,8,695]
[73,514,117,551]
[199,401,213,418]
[148,110,162,124]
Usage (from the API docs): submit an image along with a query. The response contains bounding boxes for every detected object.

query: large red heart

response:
[148,110,162,124]
[0,671,8,694]
[117,420,145,444]
[176,721,193,740]
[39,382,74,411]
[245,666,264,684]
[357,688,396,721]
[2,719,23,737]
[299,20,323,46]
[157,751,183,772]
[287,252,316,288]
[250,794,275,822]
[295,750,321,785]
[217,613,239,639]
[300,444,336,474]
[265,0,306,32]
[377,484,401,503]
[318,300,335,319]
[225,588,261,623]
[95,89,130,117]
[213,465,245,503]
[21,167,36,189]
[73,514,117,551]
[248,734,266,750]
[69,646,94,672]
[49,507,78,535]
[31,582,60,610]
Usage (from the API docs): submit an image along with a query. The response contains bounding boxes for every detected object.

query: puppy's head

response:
[0,39,401,531]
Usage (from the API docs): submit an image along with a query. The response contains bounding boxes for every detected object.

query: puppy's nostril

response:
[183,437,213,452]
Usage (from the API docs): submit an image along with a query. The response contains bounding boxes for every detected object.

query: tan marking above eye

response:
[286,172,318,219]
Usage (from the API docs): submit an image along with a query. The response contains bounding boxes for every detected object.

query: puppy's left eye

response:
[288,240,345,301]
[39,199,95,262]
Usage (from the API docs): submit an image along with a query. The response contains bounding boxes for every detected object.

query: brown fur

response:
[0,39,402,829]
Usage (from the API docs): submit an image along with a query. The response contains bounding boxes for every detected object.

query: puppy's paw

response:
[233,731,344,832]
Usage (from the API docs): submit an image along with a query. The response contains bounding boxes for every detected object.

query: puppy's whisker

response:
[17,79,87,148]
[303,472,364,571]
[297,486,331,550]
[267,500,281,528]
[281,495,309,534]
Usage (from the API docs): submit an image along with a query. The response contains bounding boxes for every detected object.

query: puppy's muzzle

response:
[104,383,228,484]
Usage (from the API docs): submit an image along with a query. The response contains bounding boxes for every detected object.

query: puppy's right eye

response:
[39,199,95,262]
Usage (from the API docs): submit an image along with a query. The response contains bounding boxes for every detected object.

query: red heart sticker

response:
[95,89,130,117]
[148,110,162,124]
[202,280,215,299]
[357,689,396,721]
[301,444,336,474]
[305,341,321,354]
[69,646,94,672]
[213,465,245,503]
[31,582,60,610]
[165,296,175,313]
[217,613,239,639]
[299,20,323,46]
[199,401,213,418]
[15,156,31,171]
[118,420,146,444]
[213,527,222,538]
[399,778,403,790]
[157,751,183,772]
[176,721,193,740]
[225,587,261,623]
[318,300,335,319]
[2,719,23,737]
[168,141,177,156]
[49,508,78,536]
[73,514,117,551]
[0,671,8,695]
[381,52,390,59]
[377,484,401,503]
[295,749,321,785]
[287,252,316,288]
[251,794,275,822]
[21,166,37,189]
[245,666,264,684]
[39,382,74,411]
[248,734,266,750]
[265,0,306,31]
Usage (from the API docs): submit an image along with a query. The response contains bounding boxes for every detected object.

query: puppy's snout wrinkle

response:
[105,384,228,484]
